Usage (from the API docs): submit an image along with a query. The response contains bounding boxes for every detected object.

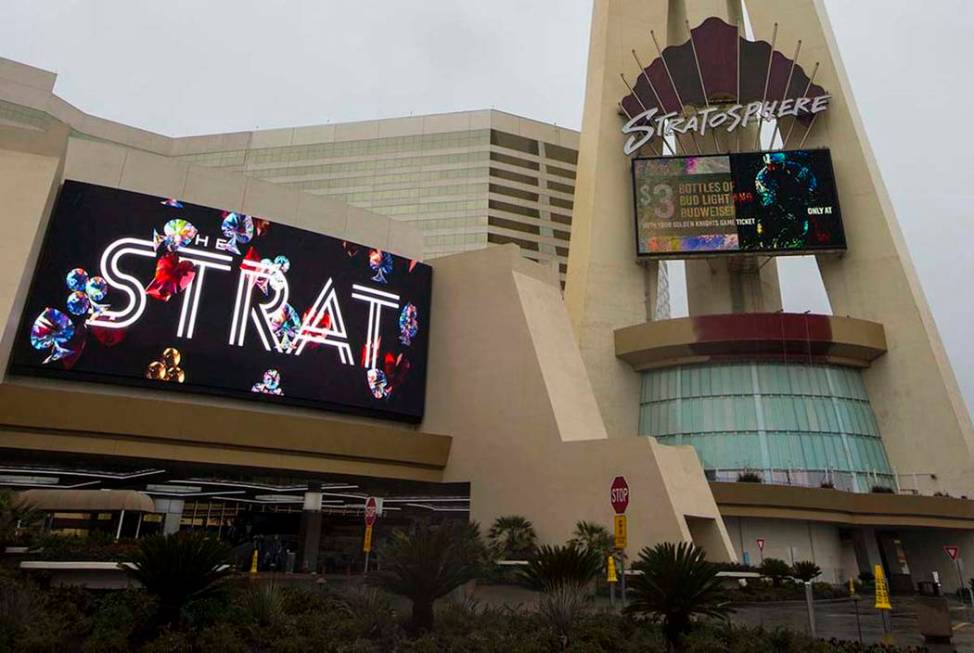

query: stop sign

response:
[610,476,629,514]
[364,496,378,526]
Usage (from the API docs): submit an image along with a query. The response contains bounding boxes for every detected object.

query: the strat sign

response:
[10,181,432,422]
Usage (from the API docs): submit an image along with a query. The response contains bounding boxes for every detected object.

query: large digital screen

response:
[9,181,432,423]
[632,149,845,257]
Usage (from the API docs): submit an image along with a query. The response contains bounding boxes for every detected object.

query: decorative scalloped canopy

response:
[621,17,828,132]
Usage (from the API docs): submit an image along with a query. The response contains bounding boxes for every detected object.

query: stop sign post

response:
[610,476,630,514]
[363,497,378,573]
[365,497,378,527]
[609,476,630,605]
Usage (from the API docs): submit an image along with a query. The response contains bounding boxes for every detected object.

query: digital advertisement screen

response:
[9,181,432,423]
[632,149,845,257]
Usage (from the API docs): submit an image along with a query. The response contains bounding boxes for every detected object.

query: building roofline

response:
[0,56,578,157]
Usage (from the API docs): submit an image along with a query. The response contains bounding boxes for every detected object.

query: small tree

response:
[626,541,731,652]
[0,490,40,546]
[519,544,602,592]
[759,557,792,587]
[370,520,487,632]
[568,521,613,557]
[791,560,821,583]
[487,515,537,560]
[123,533,233,627]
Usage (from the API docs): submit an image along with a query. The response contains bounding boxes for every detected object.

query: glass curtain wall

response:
[639,362,894,492]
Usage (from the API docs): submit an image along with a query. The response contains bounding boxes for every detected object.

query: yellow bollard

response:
[874,564,892,610]
[874,564,894,644]
[849,577,856,596]
[250,548,259,575]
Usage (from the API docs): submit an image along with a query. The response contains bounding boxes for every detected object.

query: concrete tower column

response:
[297,483,323,573]
[742,0,974,494]
[667,0,785,315]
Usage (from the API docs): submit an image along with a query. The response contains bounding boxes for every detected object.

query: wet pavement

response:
[732,597,974,651]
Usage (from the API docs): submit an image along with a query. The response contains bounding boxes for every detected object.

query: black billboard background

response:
[632,148,846,257]
[9,181,432,423]
[731,149,846,252]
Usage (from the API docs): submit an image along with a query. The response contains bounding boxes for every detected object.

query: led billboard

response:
[9,181,432,423]
[632,149,845,257]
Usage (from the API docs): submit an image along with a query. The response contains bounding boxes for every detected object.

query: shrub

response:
[791,560,822,582]
[519,543,602,592]
[537,583,590,648]
[369,519,487,632]
[30,532,139,561]
[819,481,835,489]
[241,583,284,627]
[737,471,762,483]
[487,515,537,560]
[123,533,233,628]
[871,485,894,494]
[759,557,792,587]
[626,541,731,652]
[0,490,40,546]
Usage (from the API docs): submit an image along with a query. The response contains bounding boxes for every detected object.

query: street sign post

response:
[609,476,630,605]
[610,476,629,514]
[614,514,628,550]
[363,497,378,573]
[944,545,973,606]
[365,496,378,527]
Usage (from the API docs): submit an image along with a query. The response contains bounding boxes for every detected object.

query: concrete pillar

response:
[686,258,783,315]
[297,484,323,573]
[154,498,185,536]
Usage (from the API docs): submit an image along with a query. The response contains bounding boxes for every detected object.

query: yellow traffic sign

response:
[607,555,618,583]
[363,525,374,552]
[614,514,628,550]
[874,564,892,610]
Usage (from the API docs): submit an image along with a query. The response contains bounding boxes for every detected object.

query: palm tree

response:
[123,533,233,627]
[519,543,602,592]
[370,520,487,632]
[487,515,537,560]
[791,560,821,583]
[568,521,613,559]
[626,541,732,652]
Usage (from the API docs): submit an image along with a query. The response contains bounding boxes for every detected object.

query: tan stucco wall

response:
[424,244,734,557]
[0,121,440,481]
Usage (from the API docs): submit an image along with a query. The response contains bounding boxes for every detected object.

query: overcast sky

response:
[2,0,973,413]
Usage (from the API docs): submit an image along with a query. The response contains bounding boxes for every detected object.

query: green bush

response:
[519,543,602,592]
[29,532,139,561]
[759,557,792,586]
[626,541,731,651]
[124,533,233,628]
[369,519,487,632]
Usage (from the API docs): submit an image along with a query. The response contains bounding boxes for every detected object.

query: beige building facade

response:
[0,55,729,569]
[2,0,974,593]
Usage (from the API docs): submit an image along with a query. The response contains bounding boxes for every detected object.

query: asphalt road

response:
[732,597,974,652]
